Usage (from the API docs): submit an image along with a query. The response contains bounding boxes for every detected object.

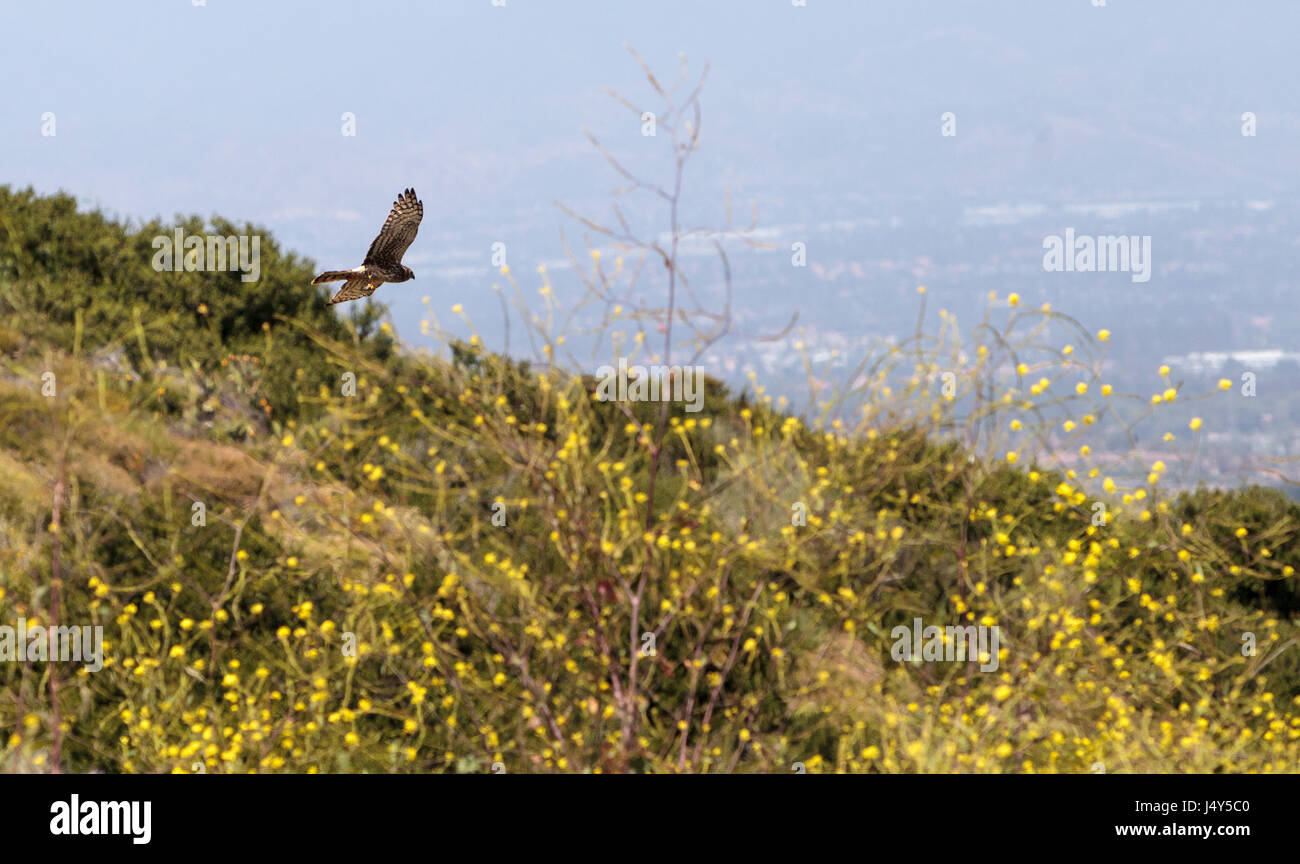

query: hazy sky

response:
[3,1,1298,342]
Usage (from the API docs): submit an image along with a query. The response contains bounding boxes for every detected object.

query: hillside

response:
[1,186,1297,774]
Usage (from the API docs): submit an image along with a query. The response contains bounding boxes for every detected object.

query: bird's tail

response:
[312,270,355,285]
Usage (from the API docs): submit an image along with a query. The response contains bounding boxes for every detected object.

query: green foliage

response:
[0,185,394,430]
[0,189,1297,775]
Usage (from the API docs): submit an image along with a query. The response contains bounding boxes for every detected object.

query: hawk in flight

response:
[313,188,423,305]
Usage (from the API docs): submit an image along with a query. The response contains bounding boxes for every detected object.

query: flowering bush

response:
[1,275,1297,772]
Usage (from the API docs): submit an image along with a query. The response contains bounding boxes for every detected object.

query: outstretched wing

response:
[363,188,423,266]
[327,277,379,306]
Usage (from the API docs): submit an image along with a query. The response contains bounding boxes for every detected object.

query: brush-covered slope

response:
[1,186,1297,774]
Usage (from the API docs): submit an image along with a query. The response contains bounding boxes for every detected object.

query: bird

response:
[312,188,423,305]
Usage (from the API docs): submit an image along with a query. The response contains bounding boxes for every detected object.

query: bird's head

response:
[403,265,415,281]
